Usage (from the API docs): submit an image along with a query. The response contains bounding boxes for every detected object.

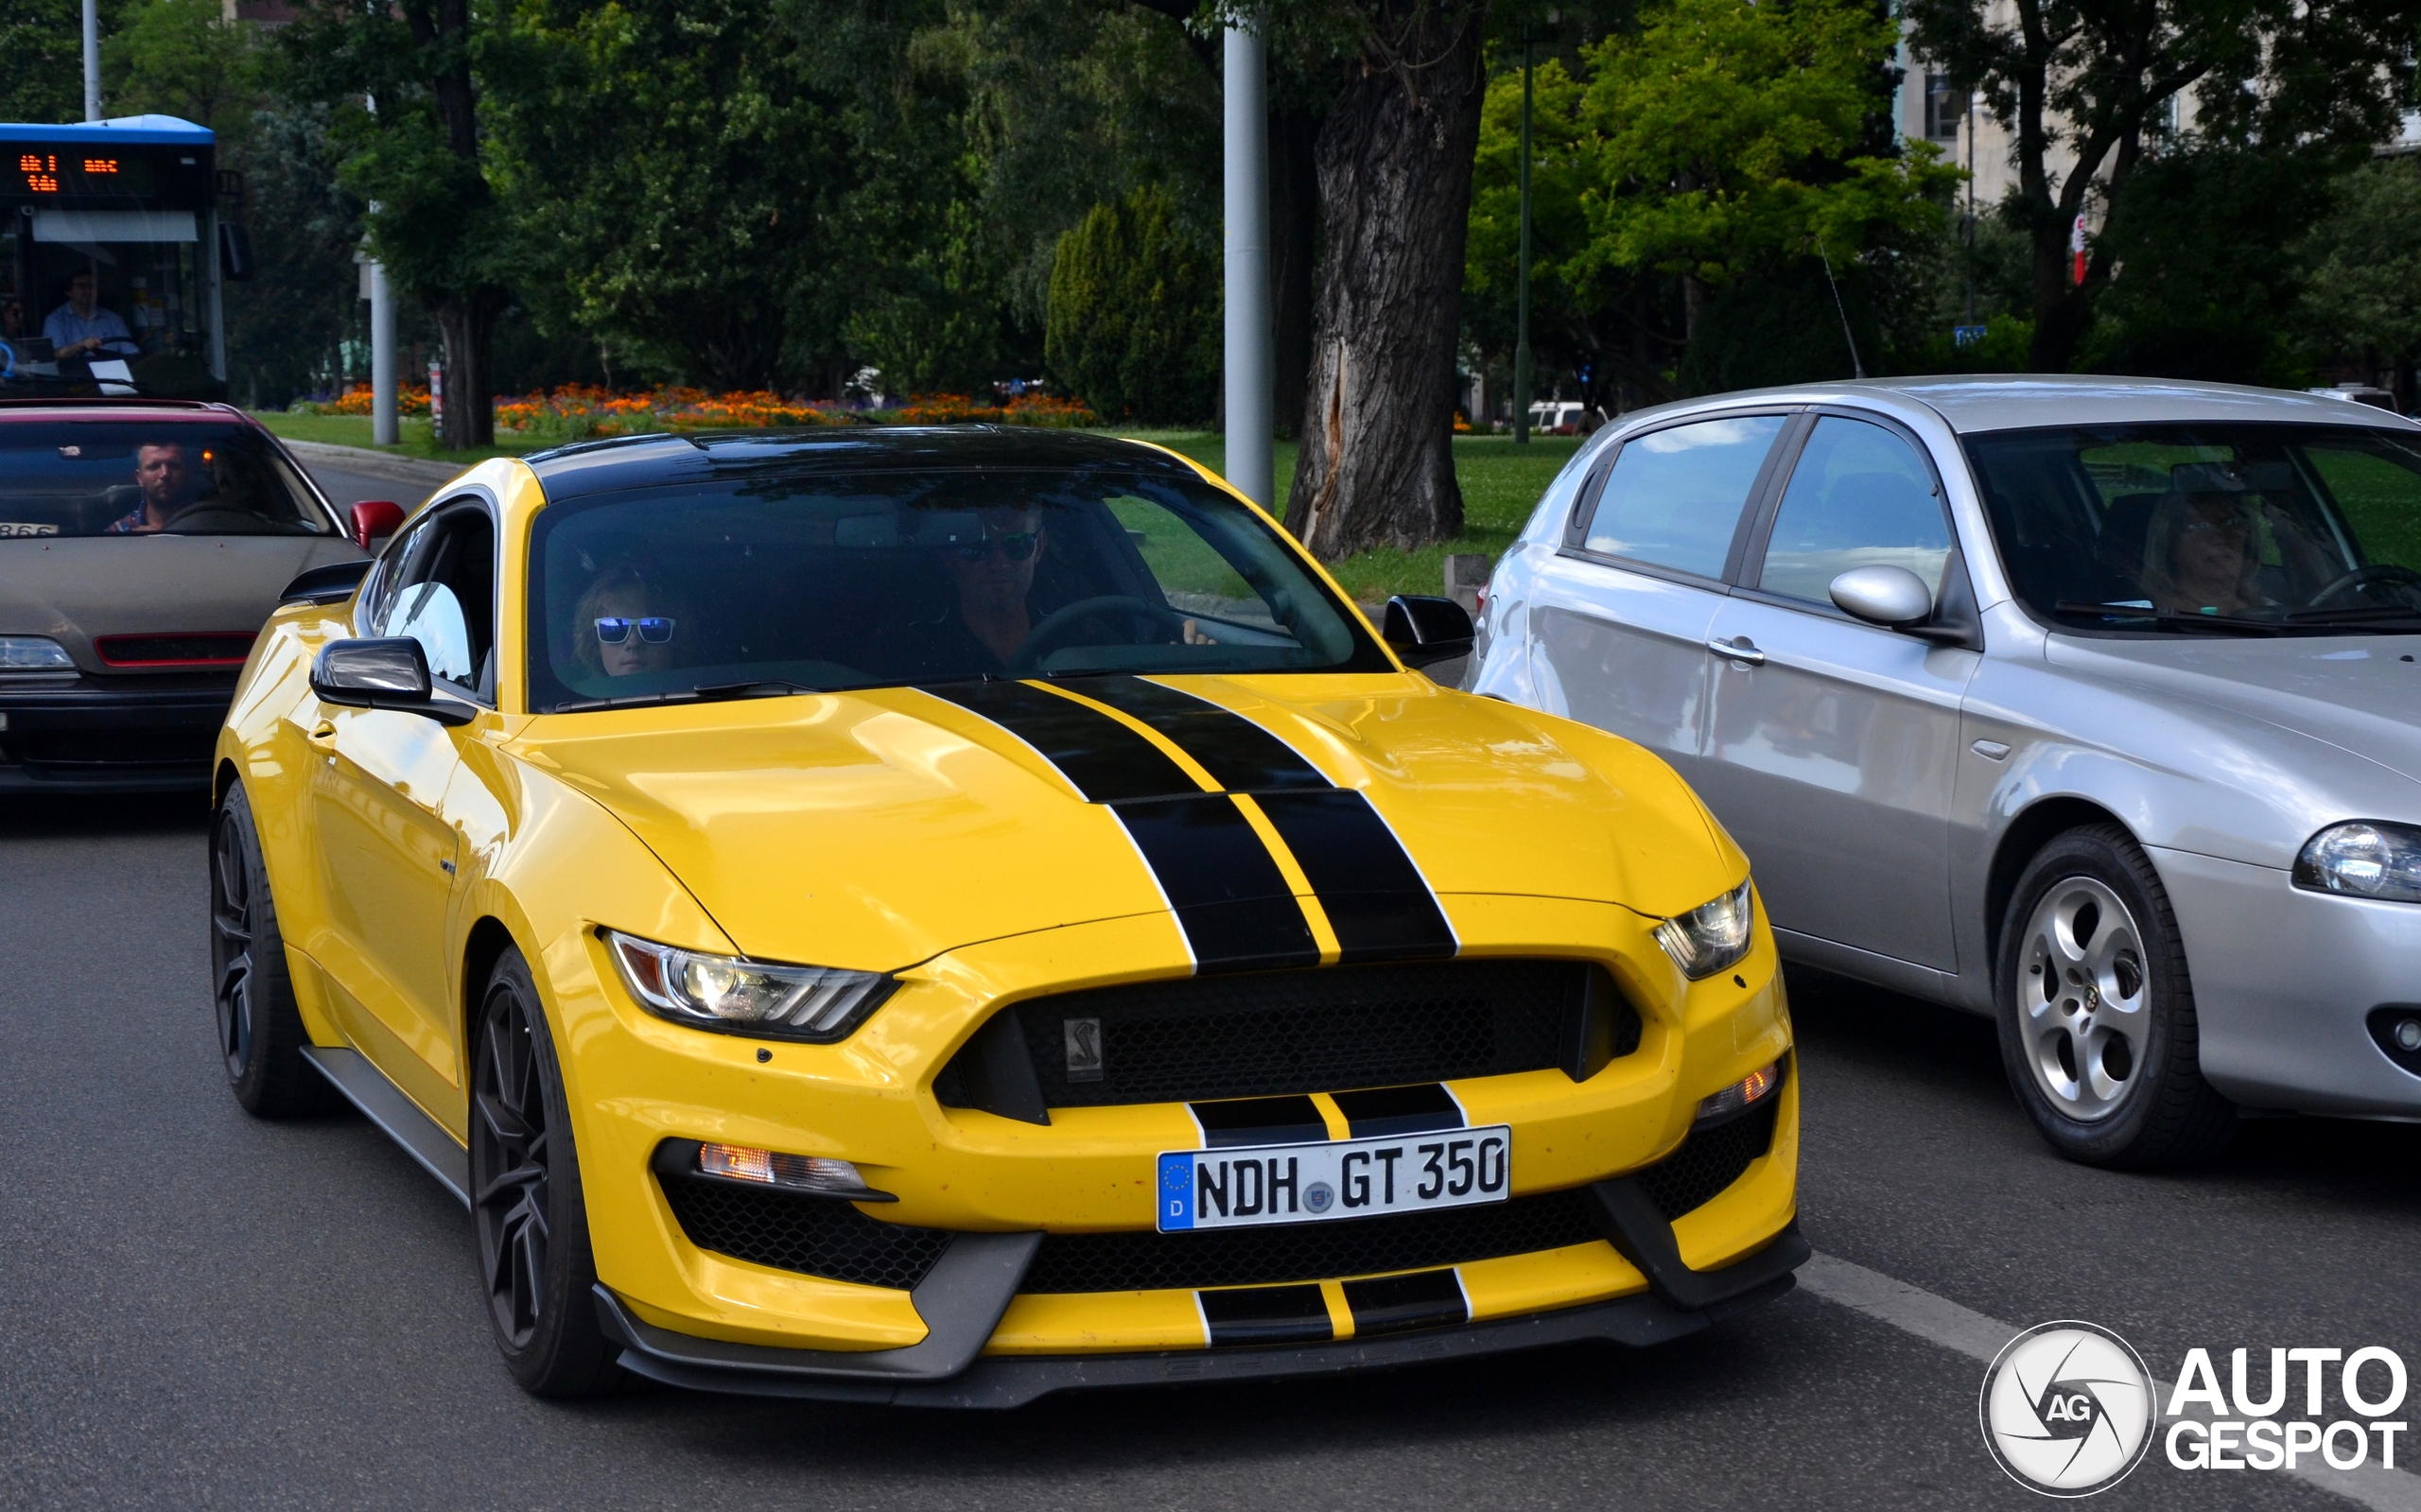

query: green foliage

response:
[482,0,867,391]
[1568,0,1959,293]
[0,0,126,125]
[2299,157,2421,369]
[1902,0,2414,369]
[2080,146,2336,385]
[1045,184,1219,425]
[1462,0,1955,402]
[223,106,374,408]
[103,0,260,138]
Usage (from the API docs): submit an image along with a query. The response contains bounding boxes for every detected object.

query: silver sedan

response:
[1469,374,2421,1167]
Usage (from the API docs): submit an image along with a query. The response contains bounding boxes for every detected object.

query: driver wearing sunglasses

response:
[926,504,1051,669]
[570,564,681,680]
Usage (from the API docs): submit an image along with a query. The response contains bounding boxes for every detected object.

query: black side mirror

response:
[311,638,476,725]
[280,559,373,607]
[1382,595,1475,669]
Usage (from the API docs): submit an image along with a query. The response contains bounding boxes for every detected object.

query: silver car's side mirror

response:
[311,638,477,726]
[1829,565,1934,628]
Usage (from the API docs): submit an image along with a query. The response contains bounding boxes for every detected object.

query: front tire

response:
[210,782,329,1117]
[1994,825,2236,1169]
[470,947,623,1397]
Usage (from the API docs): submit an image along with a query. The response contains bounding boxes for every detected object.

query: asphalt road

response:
[2,789,2414,1512]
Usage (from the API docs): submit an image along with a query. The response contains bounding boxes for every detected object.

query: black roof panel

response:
[524,426,1204,501]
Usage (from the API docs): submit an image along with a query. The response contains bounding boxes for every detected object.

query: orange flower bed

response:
[311,385,432,417]
[888,393,1096,427]
[308,383,1097,432]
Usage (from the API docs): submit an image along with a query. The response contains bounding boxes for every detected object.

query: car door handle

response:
[309,721,336,740]
[1708,635,1766,666]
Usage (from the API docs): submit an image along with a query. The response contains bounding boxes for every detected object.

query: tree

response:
[1903,0,2416,374]
[1462,0,1954,405]
[280,0,514,447]
[1569,0,1955,339]
[483,0,865,391]
[1047,184,1221,422]
[2300,157,2421,414]
[0,0,126,125]
[2079,145,2337,386]
[1212,0,1489,559]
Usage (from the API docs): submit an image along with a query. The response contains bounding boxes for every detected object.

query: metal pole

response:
[1512,29,1533,446]
[81,0,101,121]
[1223,23,1273,510]
[369,258,398,446]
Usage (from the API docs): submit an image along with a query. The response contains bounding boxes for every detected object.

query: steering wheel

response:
[2305,562,2421,610]
[1007,595,1192,676]
[157,504,277,534]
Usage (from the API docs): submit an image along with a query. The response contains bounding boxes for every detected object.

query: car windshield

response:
[0,423,331,538]
[1966,423,2421,634]
[525,464,1389,712]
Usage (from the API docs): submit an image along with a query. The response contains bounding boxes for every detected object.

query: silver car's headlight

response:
[1653,879,1755,980]
[2293,822,2421,904]
[0,635,74,671]
[605,930,897,1041]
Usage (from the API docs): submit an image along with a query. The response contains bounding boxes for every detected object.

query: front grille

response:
[1637,1098,1780,1221]
[938,959,1637,1111]
[1020,1190,1605,1294]
[93,633,255,666]
[659,1178,953,1291]
[11,727,217,769]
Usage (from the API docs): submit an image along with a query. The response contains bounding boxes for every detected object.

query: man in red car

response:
[104,442,200,533]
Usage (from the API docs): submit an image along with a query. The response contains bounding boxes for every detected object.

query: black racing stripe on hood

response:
[1113,795,1319,974]
[924,680,1199,801]
[1253,790,1456,964]
[1059,675,1331,792]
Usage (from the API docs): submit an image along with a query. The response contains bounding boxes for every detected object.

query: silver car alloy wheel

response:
[2018,877,2150,1122]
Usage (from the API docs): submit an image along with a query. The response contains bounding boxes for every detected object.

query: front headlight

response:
[1653,879,1755,980]
[2293,821,2421,904]
[0,635,74,671]
[605,930,897,1041]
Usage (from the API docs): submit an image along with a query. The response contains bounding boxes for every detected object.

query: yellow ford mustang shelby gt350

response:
[210,427,1803,1403]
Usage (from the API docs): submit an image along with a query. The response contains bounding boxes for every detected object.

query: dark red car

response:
[0,399,389,791]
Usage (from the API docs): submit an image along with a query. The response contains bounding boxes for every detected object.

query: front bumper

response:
[593,1211,1808,1407]
[2152,845,2421,1116]
[0,675,232,791]
[554,895,1801,1386]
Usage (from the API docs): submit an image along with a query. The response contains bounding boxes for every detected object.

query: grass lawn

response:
[1120,429,1581,601]
[255,410,1577,600]
[252,410,547,465]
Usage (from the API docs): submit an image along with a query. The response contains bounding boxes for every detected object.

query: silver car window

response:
[1580,414,1785,578]
[1756,417,1950,602]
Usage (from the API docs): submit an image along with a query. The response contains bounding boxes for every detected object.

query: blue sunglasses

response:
[595,616,674,645]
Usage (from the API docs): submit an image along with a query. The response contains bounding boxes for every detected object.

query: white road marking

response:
[1799,1251,2421,1511]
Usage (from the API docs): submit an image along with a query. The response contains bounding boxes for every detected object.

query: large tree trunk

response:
[435,290,505,450]
[1269,108,1321,440]
[1282,8,1483,559]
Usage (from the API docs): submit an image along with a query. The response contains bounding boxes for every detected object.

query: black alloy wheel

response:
[209,782,325,1117]
[1994,824,2237,1170]
[469,947,621,1396]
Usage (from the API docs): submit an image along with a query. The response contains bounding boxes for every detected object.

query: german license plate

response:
[1156,1125,1511,1232]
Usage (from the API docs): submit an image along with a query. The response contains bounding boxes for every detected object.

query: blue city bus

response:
[1,114,237,397]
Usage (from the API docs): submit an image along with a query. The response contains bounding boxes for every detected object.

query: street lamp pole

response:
[81,0,100,121]
[1512,26,1533,445]
[1223,21,1274,511]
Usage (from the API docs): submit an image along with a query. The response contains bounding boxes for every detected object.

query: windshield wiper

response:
[690,678,822,701]
[2051,601,2285,634]
[544,690,700,713]
[2281,604,2421,627]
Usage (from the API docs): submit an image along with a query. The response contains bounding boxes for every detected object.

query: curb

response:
[277,437,466,493]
